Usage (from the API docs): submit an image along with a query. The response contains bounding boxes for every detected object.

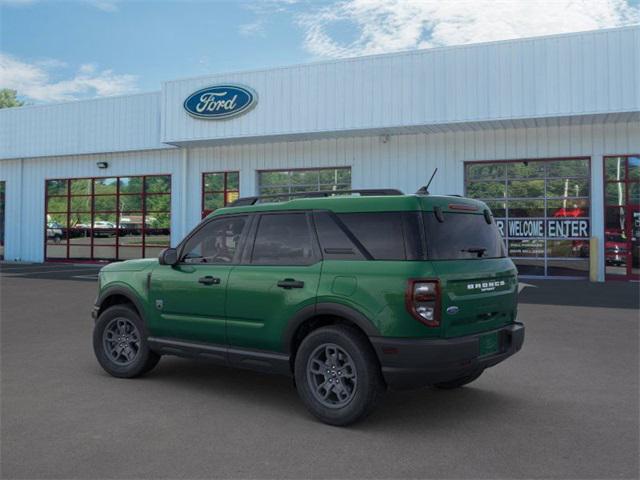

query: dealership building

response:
[0,26,638,281]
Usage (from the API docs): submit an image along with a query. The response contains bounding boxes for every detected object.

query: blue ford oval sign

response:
[183,84,257,120]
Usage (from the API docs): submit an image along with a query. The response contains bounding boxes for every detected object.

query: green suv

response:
[92,190,524,425]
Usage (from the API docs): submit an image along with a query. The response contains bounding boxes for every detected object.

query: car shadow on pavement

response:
[93,356,524,430]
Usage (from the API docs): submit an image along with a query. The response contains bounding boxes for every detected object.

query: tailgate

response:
[432,258,518,338]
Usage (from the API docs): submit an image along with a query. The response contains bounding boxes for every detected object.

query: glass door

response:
[604,156,639,280]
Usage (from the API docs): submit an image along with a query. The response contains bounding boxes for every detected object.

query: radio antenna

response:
[416,168,438,195]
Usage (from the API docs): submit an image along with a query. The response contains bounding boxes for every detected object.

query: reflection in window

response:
[464,158,591,277]
[258,167,351,199]
[251,214,315,265]
[202,171,239,218]
[183,216,247,264]
[45,175,171,262]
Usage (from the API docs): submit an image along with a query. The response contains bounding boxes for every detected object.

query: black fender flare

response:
[282,302,380,354]
[95,285,147,320]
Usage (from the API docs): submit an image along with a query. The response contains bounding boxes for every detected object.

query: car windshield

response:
[423,212,506,260]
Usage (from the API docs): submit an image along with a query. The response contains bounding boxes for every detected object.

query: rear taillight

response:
[405,279,440,327]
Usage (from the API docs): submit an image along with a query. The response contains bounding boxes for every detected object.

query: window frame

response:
[44,174,171,262]
[201,171,240,218]
[602,155,640,280]
[256,167,352,199]
[464,157,592,278]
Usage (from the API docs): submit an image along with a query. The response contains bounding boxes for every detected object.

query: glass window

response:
[629,156,640,181]
[94,178,117,194]
[629,183,639,205]
[313,212,365,260]
[182,216,247,264]
[484,200,506,218]
[47,179,68,196]
[119,177,143,194]
[45,174,172,262]
[119,194,143,212]
[93,195,117,212]
[202,171,240,217]
[507,200,545,218]
[423,212,505,260]
[547,199,589,218]
[251,214,315,265]
[547,260,589,277]
[547,240,589,258]
[70,196,91,212]
[145,194,170,212]
[605,157,626,181]
[47,196,68,213]
[507,179,545,198]
[466,181,505,199]
[466,163,506,181]
[257,167,351,199]
[506,161,545,179]
[547,159,589,178]
[70,179,91,195]
[508,239,545,258]
[513,259,545,276]
[465,158,591,277]
[338,212,408,260]
[145,176,171,193]
[547,179,590,198]
[606,183,626,206]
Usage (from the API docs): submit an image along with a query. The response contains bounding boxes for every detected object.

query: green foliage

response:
[0,89,24,109]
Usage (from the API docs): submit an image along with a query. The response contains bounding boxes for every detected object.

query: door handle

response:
[277,278,305,289]
[198,276,221,285]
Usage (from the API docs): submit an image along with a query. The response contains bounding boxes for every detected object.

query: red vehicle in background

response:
[604,230,628,266]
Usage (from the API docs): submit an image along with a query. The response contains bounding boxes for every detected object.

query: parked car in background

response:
[46,222,63,243]
[605,230,628,266]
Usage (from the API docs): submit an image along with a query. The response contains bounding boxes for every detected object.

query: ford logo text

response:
[183,85,257,120]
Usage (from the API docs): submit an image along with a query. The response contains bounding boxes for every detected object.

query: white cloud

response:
[239,19,266,36]
[298,0,640,58]
[86,0,119,12]
[0,53,138,102]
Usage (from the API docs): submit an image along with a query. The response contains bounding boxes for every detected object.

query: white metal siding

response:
[2,117,638,282]
[0,92,169,160]
[162,27,639,145]
[0,149,184,262]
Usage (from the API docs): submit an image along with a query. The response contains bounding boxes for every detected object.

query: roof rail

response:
[228,188,404,207]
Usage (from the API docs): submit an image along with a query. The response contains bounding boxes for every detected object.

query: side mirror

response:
[159,247,178,266]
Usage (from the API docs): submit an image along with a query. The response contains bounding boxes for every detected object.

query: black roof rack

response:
[228,188,404,207]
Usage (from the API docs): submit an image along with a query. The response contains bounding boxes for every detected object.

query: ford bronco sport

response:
[92,189,524,426]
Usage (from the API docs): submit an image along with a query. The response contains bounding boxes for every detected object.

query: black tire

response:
[434,369,484,389]
[93,304,160,378]
[294,325,385,426]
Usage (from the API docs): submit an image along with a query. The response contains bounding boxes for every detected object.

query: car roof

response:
[210,194,488,217]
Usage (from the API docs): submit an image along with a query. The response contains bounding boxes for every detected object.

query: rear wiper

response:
[461,247,487,258]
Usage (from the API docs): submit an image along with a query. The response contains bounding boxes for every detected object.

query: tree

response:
[0,89,24,109]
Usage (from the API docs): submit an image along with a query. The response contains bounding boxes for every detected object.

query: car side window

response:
[313,211,366,260]
[181,215,247,264]
[251,213,316,265]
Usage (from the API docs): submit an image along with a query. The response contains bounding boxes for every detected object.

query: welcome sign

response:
[496,219,590,239]
[184,84,257,119]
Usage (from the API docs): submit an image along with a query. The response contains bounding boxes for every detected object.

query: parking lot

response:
[1,263,638,479]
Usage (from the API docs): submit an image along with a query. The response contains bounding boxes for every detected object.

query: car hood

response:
[100,258,158,272]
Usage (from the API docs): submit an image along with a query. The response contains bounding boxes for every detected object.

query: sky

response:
[1,0,639,104]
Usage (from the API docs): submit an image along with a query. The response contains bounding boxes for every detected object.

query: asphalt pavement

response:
[1,263,638,479]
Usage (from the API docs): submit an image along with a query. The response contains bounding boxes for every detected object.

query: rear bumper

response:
[370,323,524,390]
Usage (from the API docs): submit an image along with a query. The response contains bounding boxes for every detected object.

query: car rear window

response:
[423,212,506,260]
[336,212,422,260]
